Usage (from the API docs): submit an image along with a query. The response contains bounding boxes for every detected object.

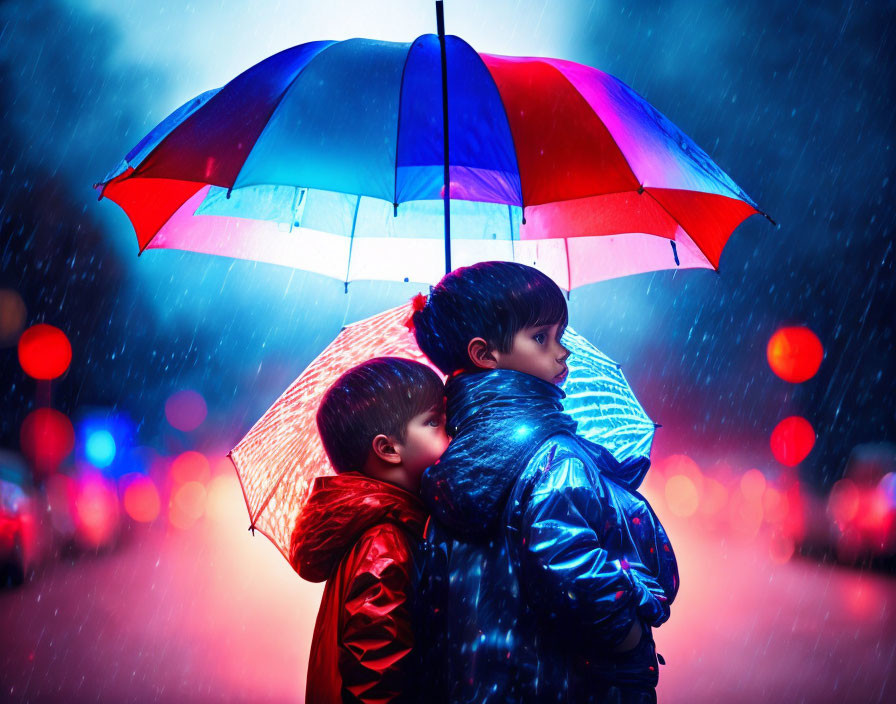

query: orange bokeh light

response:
[665,474,699,517]
[17,323,72,380]
[740,469,767,502]
[768,530,795,564]
[770,416,815,466]
[0,288,27,348]
[74,473,120,548]
[762,487,788,523]
[206,475,240,524]
[122,475,161,523]
[698,477,729,516]
[169,481,207,529]
[767,326,823,383]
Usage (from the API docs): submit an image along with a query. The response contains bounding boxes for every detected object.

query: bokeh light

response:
[880,472,896,509]
[0,288,27,348]
[122,474,161,523]
[698,477,728,516]
[767,326,823,383]
[165,389,208,432]
[169,481,207,529]
[206,474,240,523]
[768,530,795,564]
[770,416,815,466]
[828,478,860,528]
[74,472,120,548]
[17,323,72,380]
[762,486,788,523]
[665,474,699,517]
[44,472,77,538]
[171,451,210,485]
[85,429,117,468]
[740,468,767,502]
[19,407,75,476]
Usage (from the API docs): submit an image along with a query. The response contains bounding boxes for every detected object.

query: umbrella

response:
[95,4,770,291]
[229,301,656,560]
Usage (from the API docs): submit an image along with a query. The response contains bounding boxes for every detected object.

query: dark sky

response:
[1,0,893,490]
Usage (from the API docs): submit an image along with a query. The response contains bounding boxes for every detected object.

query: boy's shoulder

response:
[512,432,613,503]
[291,473,426,582]
[341,519,420,584]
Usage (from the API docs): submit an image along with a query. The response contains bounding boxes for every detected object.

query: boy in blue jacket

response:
[411,261,678,704]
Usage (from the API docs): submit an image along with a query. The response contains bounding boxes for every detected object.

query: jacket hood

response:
[289,473,427,582]
[422,369,650,539]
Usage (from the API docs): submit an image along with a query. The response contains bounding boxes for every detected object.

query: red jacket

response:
[290,473,427,704]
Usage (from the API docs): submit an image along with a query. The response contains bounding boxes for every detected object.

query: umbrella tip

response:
[654,422,663,429]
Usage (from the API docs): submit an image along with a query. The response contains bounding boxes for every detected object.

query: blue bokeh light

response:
[85,430,117,468]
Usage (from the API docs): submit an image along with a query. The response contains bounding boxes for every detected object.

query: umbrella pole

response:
[436,0,451,274]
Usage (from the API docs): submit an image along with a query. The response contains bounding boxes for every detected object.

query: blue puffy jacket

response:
[418,370,678,703]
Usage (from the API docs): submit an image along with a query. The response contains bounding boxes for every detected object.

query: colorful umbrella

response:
[96,12,769,291]
[229,301,656,560]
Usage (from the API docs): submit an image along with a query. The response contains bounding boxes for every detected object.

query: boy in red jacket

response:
[289,357,449,704]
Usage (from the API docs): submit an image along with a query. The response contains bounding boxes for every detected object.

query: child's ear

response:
[467,337,498,370]
[371,434,402,465]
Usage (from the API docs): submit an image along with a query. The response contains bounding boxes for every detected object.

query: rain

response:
[1,0,894,702]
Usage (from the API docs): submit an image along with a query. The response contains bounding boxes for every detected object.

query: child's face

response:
[494,322,570,385]
[393,403,450,492]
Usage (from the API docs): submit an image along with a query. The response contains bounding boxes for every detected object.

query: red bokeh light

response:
[20,407,75,476]
[766,327,823,383]
[171,451,210,485]
[770,416,816,466]
[828,478,860,527]
[122,474,161,523]
[17,324,72,380]
[165,389,208,432]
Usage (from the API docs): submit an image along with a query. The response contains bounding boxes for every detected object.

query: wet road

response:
[1,475,893,703]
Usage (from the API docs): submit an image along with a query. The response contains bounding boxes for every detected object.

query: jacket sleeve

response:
[339,525,415,704]
[519,453,666,649]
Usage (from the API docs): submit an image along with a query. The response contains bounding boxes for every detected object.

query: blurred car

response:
[793,443,896,566]
[0,450,44,586]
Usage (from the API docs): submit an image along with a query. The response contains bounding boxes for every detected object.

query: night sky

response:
[1,0,893,491]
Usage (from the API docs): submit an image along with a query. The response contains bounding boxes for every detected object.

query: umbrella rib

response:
[536,59,642,194]
[470,47,526,213]
[392,37,423,212]
[227,40,342,193]
[344,195,361,290]
[642,188,718,270]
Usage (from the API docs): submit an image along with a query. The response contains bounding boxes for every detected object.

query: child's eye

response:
[533,332,547,344]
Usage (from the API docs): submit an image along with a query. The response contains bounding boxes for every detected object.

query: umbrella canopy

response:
[97,34,768,290]
[229,302,655,560]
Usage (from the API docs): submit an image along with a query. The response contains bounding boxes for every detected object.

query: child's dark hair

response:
[411,261,568,375]
[316,357,444,474]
